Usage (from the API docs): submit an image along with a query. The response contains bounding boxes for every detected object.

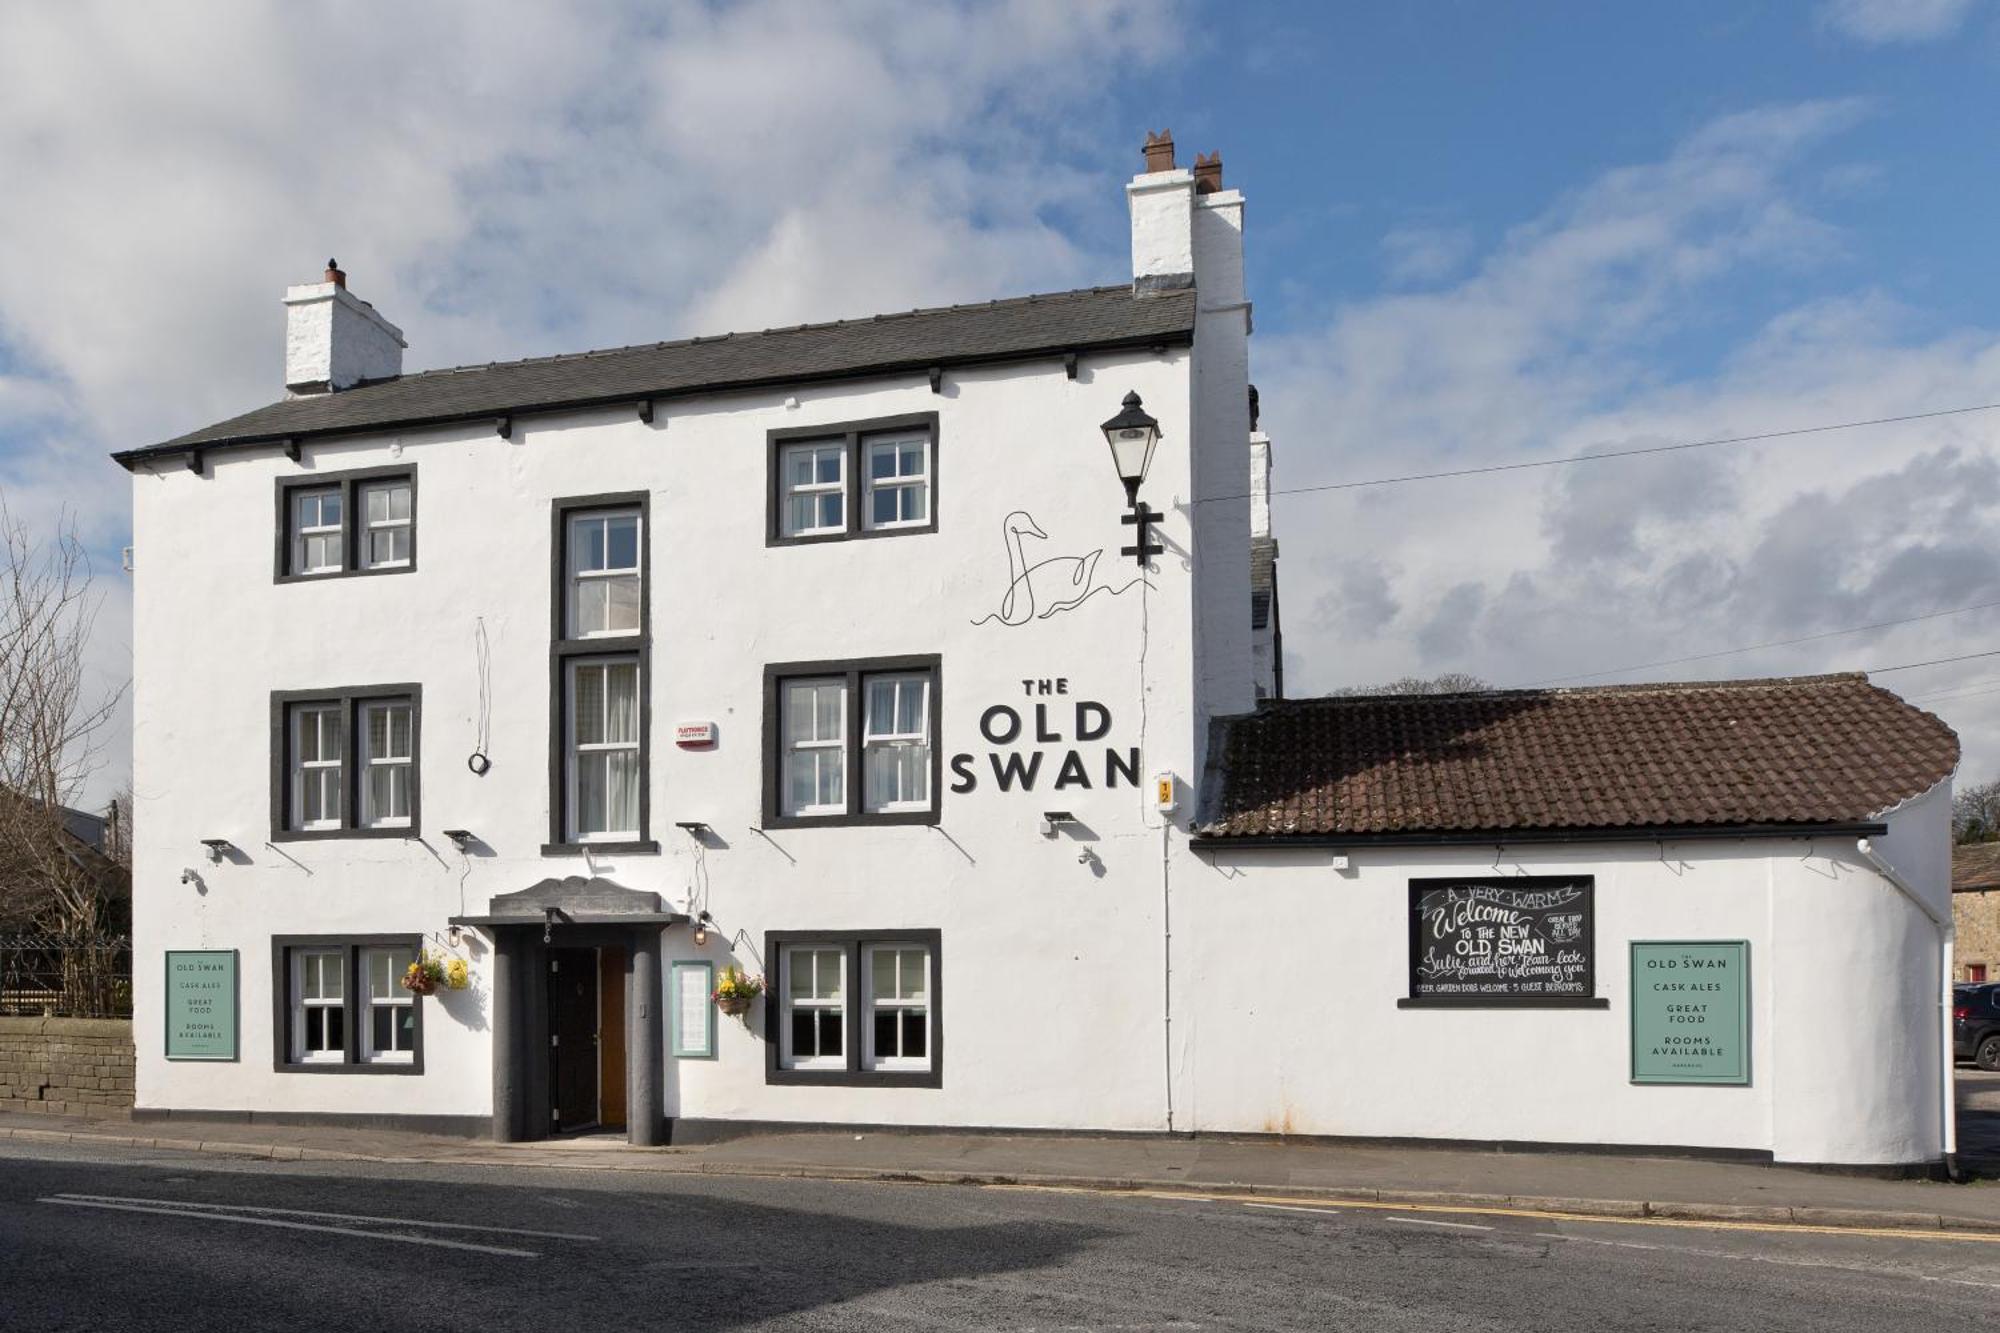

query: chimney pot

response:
[1193,151,1223,195]
[1142,129,1176,174]
[324,258,346,288]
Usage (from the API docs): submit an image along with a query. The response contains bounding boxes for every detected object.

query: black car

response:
[1955,983,2000,1070]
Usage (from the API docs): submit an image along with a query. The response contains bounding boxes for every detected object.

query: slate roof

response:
[114,284,1195,468]
[1955,841,2000,893]
[1197,673,1959,841]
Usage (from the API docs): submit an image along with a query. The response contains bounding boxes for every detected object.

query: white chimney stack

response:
[283,259,406,395]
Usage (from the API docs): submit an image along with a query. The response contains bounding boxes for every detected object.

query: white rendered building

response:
[120,135,1959,1168]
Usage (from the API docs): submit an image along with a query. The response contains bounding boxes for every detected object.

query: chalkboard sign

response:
[1405,877,1599,1007]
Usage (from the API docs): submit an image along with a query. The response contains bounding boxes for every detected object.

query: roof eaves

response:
[1191,821,1892,849]
[115,285,1195,470]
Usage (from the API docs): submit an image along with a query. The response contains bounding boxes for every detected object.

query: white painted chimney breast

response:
[283,277,406,395]
[1127,167,1196,294]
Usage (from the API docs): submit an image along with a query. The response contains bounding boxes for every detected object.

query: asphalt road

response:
[4,1139,2000,1331]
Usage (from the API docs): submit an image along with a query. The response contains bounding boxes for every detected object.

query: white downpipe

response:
[1856,838,1956,1160]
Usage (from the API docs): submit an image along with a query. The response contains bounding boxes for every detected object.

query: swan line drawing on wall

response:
[971,510,1146,627]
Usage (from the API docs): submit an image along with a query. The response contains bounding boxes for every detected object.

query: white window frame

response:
[780,678,847,818]
[566,509,643,639]
[360,946,416,1064]
[861,432,930,532]
[861,673,931,814]
[358,479,413,571]
[292,948,346,1064]
[292,488,343,576]
[291,704,345,832]
[359,701,413,829]
[862,943,932,1072]
[779,945,848,1071]
[567,657,642,843]
[779,441,847,538]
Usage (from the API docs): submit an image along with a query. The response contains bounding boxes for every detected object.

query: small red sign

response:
[675,721,717,748]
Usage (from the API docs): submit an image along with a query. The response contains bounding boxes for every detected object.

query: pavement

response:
[9,1083,2000,1239]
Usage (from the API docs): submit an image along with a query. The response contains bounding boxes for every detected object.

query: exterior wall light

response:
[1100,390,1164,565]
[442,829,475,851]
[1041,811,1077,838]
[693,910,714,947]
[199,838,233,864]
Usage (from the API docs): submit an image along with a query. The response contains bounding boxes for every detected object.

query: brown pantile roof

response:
[1955,841,2000,893]
[114,284,1194,469]
[1197,673,1958,841]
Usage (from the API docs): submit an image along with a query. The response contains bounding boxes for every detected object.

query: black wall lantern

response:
[1101,390,1164,565]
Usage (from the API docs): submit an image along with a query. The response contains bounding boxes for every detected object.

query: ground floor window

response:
[273,936,425,1073]
[765,930,940,1087]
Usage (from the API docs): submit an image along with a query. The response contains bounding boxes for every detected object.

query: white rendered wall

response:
[1248,431,1275,699]
[1128,170,1195,289]
[1183,816,1948,1164]
[129,343,1948,1159]
[1767,781,1952,1164]
[131,350,1206,1129]
[1188,189,1256,749]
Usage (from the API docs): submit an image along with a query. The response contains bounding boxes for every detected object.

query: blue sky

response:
[1154,3,1998,358]
[2,0,1997,803]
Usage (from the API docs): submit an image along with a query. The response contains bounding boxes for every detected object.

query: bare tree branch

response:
[0,495,129,952]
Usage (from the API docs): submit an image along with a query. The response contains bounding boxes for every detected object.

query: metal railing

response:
[0,933,131,1018]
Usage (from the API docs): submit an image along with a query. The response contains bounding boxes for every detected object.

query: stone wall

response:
[0,1017,133,1117]
[1956,890,2000,981]
[1955,890,2000,982]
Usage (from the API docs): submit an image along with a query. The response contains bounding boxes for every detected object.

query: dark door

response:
[547,947,599,1132]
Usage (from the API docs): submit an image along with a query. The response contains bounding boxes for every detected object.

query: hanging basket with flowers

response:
[712,964,765,1017]
[402,950,447,996]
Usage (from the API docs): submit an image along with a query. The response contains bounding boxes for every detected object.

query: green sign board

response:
[165,950,238,1061]
[1630,941,1748,1085]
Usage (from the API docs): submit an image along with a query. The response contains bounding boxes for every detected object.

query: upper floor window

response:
[566,658,642,842]
[360,700,414,828]
[780,443,846,538]
[276,467,417,581]
[361,479,413,569]
[768,415,937,545]
[271,685,421,840]
[546,493,654,856]
[567,509,642,638]
[293,489,343,574]
[764,656,939,827]
[863,432,930,531]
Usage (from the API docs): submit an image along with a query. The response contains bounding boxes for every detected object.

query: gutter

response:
[1855,837,1959,1174]
[1191,822,1888,851]
[111,329,1197,471]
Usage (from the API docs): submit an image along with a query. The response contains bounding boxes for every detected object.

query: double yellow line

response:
[987,1183,2000,1246]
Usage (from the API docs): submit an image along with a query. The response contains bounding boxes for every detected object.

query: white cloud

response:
[1819,0,1975,43]
[1379,224,1474,285]
[1256,99,2000,779]
[0,0,1180,806]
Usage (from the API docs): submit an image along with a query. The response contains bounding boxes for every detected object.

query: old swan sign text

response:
[948,678,1141,794]
[1629,941,1750,1085]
